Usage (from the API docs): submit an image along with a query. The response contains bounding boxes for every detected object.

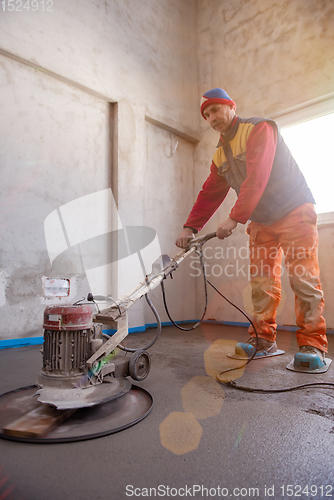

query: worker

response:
[176,87,328,362]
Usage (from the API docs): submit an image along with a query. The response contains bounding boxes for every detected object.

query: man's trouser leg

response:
[247,223,282,343]
[274,203,327,353]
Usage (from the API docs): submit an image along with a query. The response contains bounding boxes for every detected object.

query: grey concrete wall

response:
[198,0,334,117]
[0,0,199,340]
[0,0,199,132]
[0,53,112,338]
[195,0,334,328]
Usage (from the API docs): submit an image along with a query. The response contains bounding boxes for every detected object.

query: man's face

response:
[202,103,236,134]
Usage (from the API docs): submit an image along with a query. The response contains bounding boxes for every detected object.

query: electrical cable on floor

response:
[86,234,332,394]
[205,277,259,378]
[161,236,333,394]
[161,241,258,365]
[201,249,334,393]
[227,380,334,392]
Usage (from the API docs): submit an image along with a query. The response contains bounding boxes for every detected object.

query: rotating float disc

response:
[35,377,132,410]
[0,385,153,443]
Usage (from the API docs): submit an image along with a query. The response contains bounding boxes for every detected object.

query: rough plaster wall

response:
[196,0,334,328]
[0,54,111,339]
[0,0,198,132]
[198,0,334,117]
[143,122,198,324]
[0,0,199,339]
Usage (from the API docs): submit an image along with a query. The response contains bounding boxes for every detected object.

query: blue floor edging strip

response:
[202,319,299,331]
[0,320,200,349]
[102,320,200,336]
[0,337,44,350]
[1,321,334,349]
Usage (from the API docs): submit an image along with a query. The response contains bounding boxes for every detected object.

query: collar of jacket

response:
[216,115,240,147]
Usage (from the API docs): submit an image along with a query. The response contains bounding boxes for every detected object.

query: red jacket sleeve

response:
[229,122,277,224]
[184,161,230,232]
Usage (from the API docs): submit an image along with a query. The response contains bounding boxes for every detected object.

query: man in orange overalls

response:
[176,88,327,363]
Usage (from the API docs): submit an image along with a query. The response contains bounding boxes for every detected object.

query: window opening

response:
[280,112,334,215]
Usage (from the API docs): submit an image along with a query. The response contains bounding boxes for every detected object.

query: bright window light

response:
[280,112,334,215]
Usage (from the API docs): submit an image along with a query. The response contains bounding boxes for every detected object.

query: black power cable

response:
[227,380,334,392]
[161,242,259,365]
[160,249,208,331]
[205,278,259,380]
[86,292,162,353]
[207,279,334,392]
[86,234,332,393]
[118,293,162,353]
[161,236,333,394]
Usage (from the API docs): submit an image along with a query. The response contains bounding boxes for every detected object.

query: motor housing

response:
[37,304,102,390]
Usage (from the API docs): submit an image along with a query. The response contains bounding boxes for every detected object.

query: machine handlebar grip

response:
[201,231,217,242]
[189,231,217,245]
[87,293,110,302]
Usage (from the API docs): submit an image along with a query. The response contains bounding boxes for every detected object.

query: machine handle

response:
[187,231,217,247]
[87,293,113,302]
[200,231,217,243]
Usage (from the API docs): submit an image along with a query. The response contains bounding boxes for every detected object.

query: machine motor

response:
[37,304,103,390]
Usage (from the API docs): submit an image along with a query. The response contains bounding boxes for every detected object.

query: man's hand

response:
[217,217,238,239]
[175,227,195,248]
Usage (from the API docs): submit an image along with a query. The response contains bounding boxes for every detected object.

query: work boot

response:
[299,345,325,362]
[235,337,277,357]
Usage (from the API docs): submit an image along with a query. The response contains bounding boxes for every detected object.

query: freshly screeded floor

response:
[0,323,334,500]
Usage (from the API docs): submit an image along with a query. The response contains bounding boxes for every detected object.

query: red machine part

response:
[43,304,93,331]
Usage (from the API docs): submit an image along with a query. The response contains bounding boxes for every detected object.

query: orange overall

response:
[247,203,327,353]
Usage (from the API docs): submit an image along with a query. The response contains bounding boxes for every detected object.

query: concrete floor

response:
[1,323,334,500]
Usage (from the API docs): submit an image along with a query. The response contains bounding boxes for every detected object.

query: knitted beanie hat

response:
[200,88,236,118]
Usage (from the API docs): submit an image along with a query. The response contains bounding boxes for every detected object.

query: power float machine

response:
[0,233,216,442]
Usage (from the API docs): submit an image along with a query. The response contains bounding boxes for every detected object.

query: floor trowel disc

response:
[0,384,153,443]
